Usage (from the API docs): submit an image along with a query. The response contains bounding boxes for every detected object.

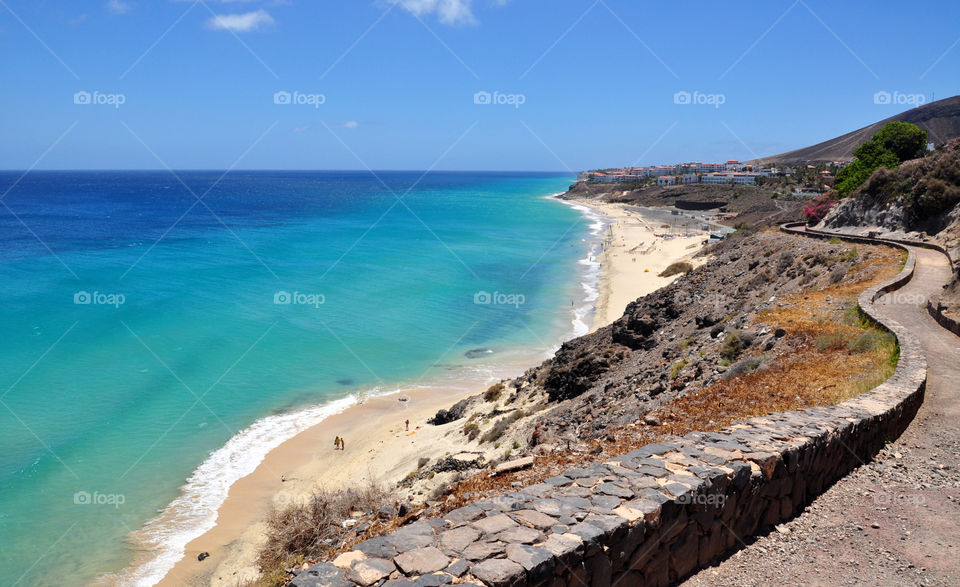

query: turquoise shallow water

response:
[0,171,596,585]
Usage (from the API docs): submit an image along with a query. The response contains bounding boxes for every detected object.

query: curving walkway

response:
[685,230,960,586]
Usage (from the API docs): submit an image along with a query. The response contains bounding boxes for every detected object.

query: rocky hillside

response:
[752,95,960,165]
[420,228,900,491]
[562,181,804,228]
[822,138,960,314]
[487,231,885,439]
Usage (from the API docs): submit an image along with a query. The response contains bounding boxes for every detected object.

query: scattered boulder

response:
[428,399,470,425]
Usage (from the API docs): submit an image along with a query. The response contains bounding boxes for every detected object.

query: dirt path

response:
[684,245,960,586]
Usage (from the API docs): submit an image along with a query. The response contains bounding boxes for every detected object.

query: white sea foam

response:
[113,394,358,586]
[549,195,609,340]
[115,371,508,586]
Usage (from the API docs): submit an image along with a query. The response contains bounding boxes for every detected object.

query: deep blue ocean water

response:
[0,170,598,585]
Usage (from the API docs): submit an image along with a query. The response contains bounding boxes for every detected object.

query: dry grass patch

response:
[255,483,397,585]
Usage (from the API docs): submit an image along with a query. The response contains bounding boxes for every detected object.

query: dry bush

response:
[659,261,694,277]
[462,421,480,440]
[257,483,393,577]
[480,409,525,444]
[483,383,504,402]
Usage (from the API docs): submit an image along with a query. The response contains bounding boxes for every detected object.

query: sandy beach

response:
[578,199,709,330]
[158,386,483,586]
[157,199,708,586]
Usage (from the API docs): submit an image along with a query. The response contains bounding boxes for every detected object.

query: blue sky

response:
[1,0,958,171]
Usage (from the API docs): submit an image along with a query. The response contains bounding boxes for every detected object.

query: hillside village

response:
[584,159,848,193]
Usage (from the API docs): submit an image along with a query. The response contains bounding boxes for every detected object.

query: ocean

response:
[0,170,604,585]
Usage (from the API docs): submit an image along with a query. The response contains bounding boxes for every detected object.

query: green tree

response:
[872,121,928,162]
[835,121,927,195]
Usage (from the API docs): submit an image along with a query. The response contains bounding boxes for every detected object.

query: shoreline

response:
[155,385,487,587]
[565,197,709,331]
[124,190,599,586]
[146,194,707,586]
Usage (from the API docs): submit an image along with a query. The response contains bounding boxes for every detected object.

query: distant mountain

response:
[751,95,960,166]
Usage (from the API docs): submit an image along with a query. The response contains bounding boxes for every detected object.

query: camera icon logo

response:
[274,291,291,305]
[473,91,492,105]
[74,91,91,105]
[473,291,492,304]
[673,91,691,105]
[74,491,91,505]
[74,291,91,305]
[274,91,292,105]
[874,91,892,105]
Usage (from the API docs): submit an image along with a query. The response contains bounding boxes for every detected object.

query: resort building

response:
[701,172,758,185]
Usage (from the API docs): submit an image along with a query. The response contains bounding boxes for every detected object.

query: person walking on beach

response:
[334,436,341,450]
[405,419,410,431]
[340,437,345,451]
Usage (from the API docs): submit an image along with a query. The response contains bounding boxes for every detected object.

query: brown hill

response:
[751,95,960,166]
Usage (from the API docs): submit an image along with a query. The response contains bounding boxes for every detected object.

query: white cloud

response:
[205,9,274,32]
[387,0,476,25]
[105,1,130,15]
[339,120,360,129]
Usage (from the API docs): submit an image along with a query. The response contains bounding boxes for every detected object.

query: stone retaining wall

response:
[291,224,928,587]
[796,223,960,338]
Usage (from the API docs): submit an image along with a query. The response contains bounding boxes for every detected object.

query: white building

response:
[702,172,758,185]
[657,175,676,186]
[695,162,727,173]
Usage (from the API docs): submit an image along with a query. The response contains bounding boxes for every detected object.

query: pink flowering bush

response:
[803,193,835,225]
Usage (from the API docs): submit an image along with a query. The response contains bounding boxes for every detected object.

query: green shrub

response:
[842,305,874,329]
[848,331,895,353]
[830,266,847,283]
[816,333,848,352]
[838,247,858,262]
[720,330,743,361]
[723,356,764,379]
[670,358,689,379]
